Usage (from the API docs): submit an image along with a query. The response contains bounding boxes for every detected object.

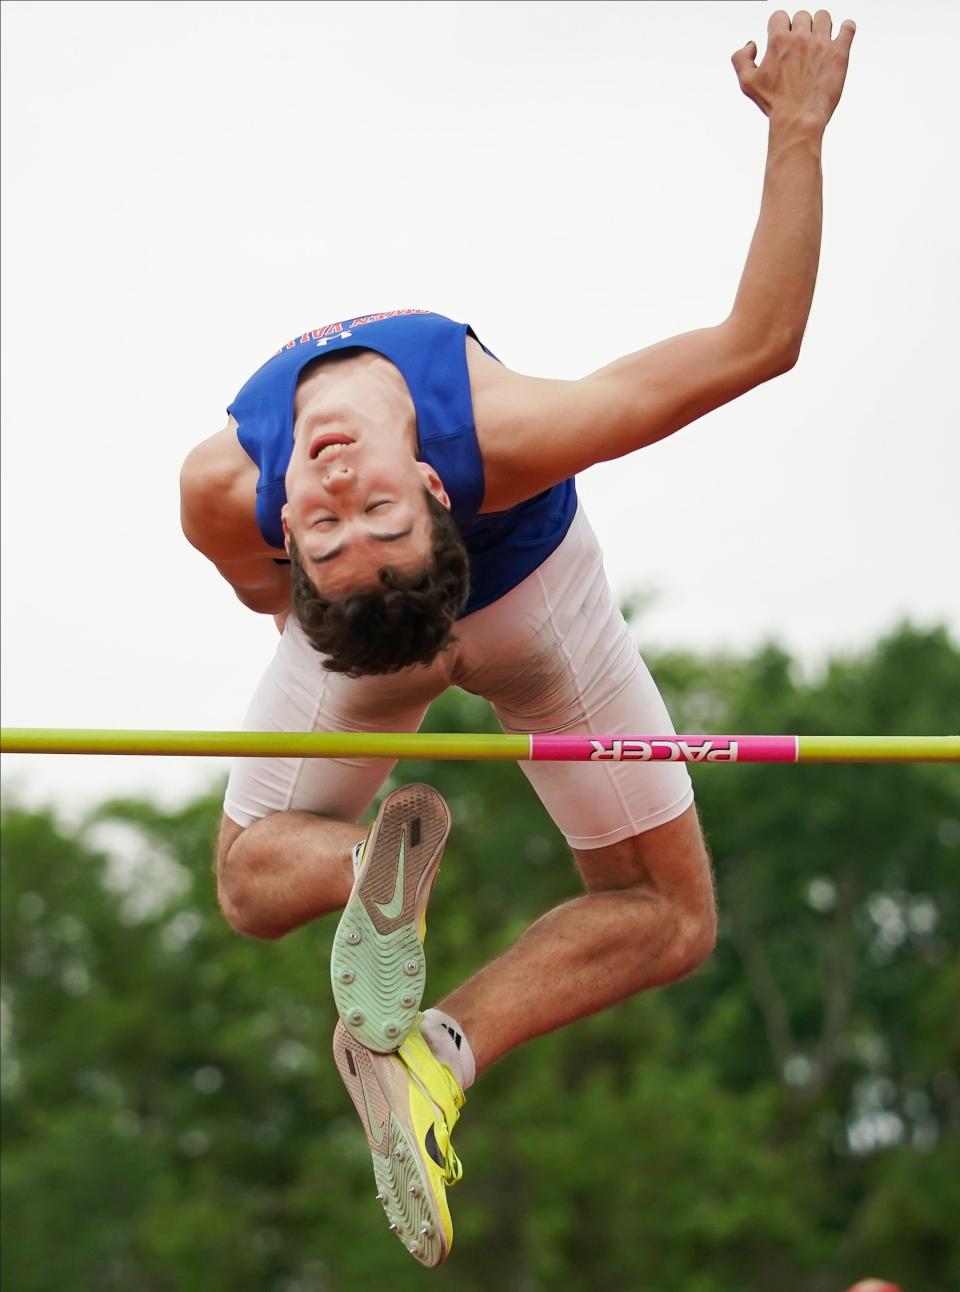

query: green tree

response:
[2,624,957,1291]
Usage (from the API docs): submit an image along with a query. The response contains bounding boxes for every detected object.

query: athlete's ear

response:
[418,462,451,511]
[280,504,292,552]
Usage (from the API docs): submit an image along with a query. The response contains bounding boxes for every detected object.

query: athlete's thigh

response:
[572,802,711,906]
[574,805,716,980]
[455,506,694,852]
[223,618,450,829]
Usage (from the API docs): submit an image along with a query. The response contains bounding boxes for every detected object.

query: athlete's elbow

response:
[770,334,803,376]
[762,322,805,378]
[234,586,288,616]
[724,318,803,384]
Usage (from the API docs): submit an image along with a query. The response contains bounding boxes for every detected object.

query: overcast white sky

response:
[2,0,957,812]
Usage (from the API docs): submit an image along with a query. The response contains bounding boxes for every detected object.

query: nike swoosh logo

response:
[363,1083,386,1146]
[374,826,406,919]
[347,1047,386,1146]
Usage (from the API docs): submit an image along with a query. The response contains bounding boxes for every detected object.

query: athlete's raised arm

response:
[474,10,856,512]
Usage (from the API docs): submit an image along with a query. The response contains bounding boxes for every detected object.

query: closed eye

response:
[308,526,414,566]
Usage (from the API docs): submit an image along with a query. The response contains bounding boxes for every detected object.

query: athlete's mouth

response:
[309,433,355,462]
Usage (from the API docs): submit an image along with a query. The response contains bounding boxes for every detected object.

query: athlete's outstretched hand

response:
[732,9,856,127]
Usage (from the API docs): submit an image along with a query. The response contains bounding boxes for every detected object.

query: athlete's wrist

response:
[767,111,827,150]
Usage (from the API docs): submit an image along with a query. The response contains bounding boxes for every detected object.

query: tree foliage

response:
[2,624,958,1291]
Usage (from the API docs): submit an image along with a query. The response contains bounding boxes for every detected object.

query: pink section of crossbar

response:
[530,735,799,763]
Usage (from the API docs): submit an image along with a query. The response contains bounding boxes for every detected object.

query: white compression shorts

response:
[224,505,694,851]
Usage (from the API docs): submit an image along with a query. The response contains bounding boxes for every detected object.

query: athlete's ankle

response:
[420,1008,476,1092]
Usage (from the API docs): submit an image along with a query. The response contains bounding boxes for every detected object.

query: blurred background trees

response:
[2,623,958,1292]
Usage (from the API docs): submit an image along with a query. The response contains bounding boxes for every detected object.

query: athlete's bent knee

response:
[574,810,717,984]
[672,891,717,980]
[668,833,718,979]
[215,814,277,940]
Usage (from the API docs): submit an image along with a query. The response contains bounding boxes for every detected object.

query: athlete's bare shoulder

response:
[464,335,540,511]
[179,416,267,560]
[464,333,506,393]
[465,335,575,512]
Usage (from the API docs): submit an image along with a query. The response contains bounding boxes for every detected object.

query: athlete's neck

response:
[293,349,418,457]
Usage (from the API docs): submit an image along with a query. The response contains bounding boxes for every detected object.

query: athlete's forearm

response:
[728,114,825,365]
[726,11,856,364]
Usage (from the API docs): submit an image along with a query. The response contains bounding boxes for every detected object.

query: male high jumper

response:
[180,11,855,1267]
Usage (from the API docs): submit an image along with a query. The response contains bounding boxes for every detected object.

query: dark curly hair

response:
[287,491,470,676]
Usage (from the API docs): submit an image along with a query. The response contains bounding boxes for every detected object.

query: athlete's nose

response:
[323,465,356,493]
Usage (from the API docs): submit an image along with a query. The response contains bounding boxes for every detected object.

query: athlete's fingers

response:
[767,9,791,37]
[791,10,814,32]
[834,18,856,51]
[731,39,758,82]
[813,9,834,37]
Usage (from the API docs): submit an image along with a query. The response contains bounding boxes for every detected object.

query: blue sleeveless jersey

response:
[228,310,577,617]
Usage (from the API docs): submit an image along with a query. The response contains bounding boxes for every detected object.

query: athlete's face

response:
[282,359,450,597]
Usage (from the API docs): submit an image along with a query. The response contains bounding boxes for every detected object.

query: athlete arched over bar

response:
[180,11,856,1267]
